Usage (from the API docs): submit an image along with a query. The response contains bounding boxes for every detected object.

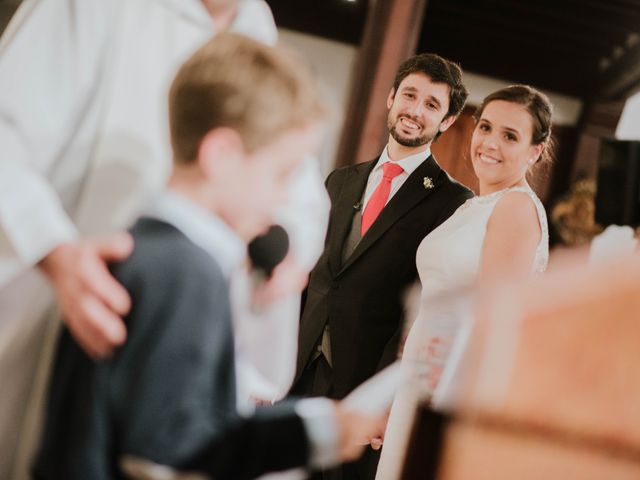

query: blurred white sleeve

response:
[234,157,328,402]
[295,397,340,469]
[589,225,638,265]
[232,0,278,46]
[233,270,302,406]
[0,0,112,287]
[274,155,330,272]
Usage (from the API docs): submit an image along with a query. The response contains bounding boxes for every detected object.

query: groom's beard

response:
[388,113,438,147]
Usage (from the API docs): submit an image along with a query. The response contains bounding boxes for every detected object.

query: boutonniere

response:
[423,176,434,190]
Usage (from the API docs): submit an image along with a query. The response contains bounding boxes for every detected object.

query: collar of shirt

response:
[362,145,432,208]
[373,145,432,176]
[146,191,246,279]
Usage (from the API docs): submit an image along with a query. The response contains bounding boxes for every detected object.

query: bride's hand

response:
[370,436,384,450]
[368,409,391,450]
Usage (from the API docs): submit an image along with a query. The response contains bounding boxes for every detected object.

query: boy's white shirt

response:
[147,191,246,279]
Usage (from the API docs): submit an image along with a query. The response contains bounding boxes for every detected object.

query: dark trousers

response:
[290,353,334,398]
[290,356,380,480]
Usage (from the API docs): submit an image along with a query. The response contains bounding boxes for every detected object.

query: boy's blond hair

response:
[169,33,326,164]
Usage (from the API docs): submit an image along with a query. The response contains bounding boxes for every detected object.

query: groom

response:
[291,53,474,479]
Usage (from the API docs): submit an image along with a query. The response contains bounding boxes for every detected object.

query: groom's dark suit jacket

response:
[295,155,473,400]
[34,218,310,480]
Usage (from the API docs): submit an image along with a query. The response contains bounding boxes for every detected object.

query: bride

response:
[375,84,552,478]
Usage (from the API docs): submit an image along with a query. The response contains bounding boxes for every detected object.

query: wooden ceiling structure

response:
[267,0,640,103]
[2,0,636,200]
[268,0,640,203]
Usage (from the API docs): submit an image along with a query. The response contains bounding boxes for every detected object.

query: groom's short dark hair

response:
[392,53,468,120]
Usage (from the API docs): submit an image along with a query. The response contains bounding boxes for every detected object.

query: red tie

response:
[361,162,404,235]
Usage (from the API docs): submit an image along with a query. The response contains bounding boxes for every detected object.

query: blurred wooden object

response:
[119,456,208,480]
[438,415,640,480]
[476,253,640,445]
[397,253,640,479]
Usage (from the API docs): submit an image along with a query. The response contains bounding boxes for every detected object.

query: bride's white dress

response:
[375,185,548,479]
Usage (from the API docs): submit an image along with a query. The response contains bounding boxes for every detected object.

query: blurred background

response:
[2,3,639,477]
[269,0,640,246]
[3,0,639,245]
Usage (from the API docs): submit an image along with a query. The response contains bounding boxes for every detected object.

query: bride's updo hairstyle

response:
[473,85,555,173]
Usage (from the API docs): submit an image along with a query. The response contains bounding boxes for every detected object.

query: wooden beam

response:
[268,0,367,46]
[598,42,640,100]
[0,3,20,36]
[334,0,428,167]
[566,101,624,184]
[430,0,640,45]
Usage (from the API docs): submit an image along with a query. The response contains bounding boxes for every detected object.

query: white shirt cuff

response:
[294,397,340,469]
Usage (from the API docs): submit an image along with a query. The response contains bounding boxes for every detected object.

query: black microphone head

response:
[247,225,289,277]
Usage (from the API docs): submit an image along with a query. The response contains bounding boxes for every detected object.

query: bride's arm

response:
[478,191,542,282]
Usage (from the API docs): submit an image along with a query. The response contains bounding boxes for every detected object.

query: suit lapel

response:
[328,160,376,275]
[338,155,444,275]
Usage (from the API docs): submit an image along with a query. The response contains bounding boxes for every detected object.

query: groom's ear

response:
[386,87,396,109]
[439,114,458,133]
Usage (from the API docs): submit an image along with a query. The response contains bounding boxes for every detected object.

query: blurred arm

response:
[0,0,130,356]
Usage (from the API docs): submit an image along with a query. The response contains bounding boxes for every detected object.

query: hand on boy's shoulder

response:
[38,233,133,359]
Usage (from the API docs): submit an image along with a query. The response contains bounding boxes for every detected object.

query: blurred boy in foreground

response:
[34,33,382,480]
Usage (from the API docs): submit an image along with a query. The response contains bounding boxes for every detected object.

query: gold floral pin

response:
[423,176,434,190]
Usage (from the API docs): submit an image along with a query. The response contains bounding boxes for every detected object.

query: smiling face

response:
[470,100,544,195]
[386,73,456,157]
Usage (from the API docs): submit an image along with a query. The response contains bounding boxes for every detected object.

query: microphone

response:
[247,225,289,278]
[353,201,363,211]
[247,225,290,313]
